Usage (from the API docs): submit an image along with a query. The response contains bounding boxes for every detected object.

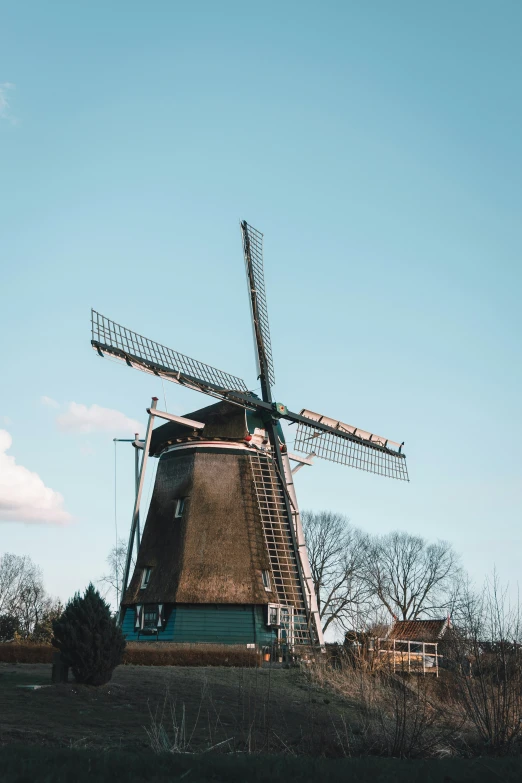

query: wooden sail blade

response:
[240,221,275,392]
[291,409,409,481]
[91,310,249,397]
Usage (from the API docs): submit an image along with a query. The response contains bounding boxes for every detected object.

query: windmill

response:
[91,221,409,650]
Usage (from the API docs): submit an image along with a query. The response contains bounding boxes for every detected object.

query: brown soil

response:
[0,663,355,754]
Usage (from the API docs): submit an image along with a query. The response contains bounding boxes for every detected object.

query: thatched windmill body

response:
[91,222,409,649]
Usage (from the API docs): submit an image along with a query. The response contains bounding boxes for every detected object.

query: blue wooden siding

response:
[122,604,276,646]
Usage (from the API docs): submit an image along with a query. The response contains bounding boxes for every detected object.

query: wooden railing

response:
[377,638,442,676]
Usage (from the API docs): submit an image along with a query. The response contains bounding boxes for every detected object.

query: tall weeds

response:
[306,655,459,758]
[448,575,522,755]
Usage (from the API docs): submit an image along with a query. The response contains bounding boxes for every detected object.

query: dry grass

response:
[0,643,54,664]
[0,642,261,668]
[123,642,261,667]
[305,657,462,758]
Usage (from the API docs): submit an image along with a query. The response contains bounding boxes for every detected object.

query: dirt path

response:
[0,663,356,754]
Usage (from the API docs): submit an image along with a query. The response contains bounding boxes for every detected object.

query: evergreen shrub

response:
[52,583,126,685]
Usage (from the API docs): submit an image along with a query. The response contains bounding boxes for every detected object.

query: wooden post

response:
[118,397,158,625]
[422,642,425,675]
[135,433,141,549]
[408,640,411,672]
[51,652,69,684]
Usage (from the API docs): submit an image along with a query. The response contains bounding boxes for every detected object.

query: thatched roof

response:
[149,401,250,456]
[387,619,449,642]
[123,444,276,606]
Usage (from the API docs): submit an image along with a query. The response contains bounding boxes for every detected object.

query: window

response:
[267,604,281,627]
[174,498,185,518]
[262,570,272,591]
[136,603,164,632]
[143,605,158,630]
[140,567,152,589]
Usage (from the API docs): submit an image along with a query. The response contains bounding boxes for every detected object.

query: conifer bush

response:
[52,583,126,685]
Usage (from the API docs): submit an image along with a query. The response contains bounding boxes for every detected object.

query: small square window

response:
[174,498,185,518]
[141,567,152,589]
[143,605,158,630]
[262,570,272,591]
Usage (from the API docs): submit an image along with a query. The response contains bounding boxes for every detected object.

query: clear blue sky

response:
[1,1,521,609]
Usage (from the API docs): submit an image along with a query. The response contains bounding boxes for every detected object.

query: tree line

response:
[0,511,480,641]
[96,510,465,638]
[0,553,62,642]
[302,510,463,635]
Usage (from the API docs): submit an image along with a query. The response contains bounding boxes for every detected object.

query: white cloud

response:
[0,82,15,123]
[56,403,142,435]
[0,430,71,525]
[41,396,59,409]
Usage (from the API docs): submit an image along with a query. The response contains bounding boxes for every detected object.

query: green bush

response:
[52,583,126,685]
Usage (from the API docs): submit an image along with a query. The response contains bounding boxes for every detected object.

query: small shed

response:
[377,619,451,676]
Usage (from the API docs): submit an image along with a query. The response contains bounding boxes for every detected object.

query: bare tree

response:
[0,553,40,615]
[0,553,56,638]
[301,510,370,634]
[17,578,49,637]
[449,572,522,753]
[360,531,462,621]
[99,538,132,610]
[31,599,64,643]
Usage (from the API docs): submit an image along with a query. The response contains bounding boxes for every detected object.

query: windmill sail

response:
[91,310,248,396]
[91,220,409,653]
[293,409,409,481]
[240,221,275,392]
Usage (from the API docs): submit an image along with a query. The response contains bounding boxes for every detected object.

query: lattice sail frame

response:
[293,412,409,481]
[91,310,248,394]
[241,222,276,388]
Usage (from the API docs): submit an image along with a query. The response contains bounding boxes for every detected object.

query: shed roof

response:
[387,619,449,642]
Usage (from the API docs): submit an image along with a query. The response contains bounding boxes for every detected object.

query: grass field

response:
[2,662,522,781]
[0,661,354,754]
[0,746,521,782]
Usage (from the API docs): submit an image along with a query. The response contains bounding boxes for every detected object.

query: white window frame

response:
[262,569,272,591]
[174,498,185,518]
[143,604,158,630]
[140,567,152,589]
[267,603,281,627]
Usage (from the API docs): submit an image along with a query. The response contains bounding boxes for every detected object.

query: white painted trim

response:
[288,452,314,466]
[147,408,206,429]
[162,440,254,455]
[281,451,325,649]
[118,398,158,625]
[300,408,402,450]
